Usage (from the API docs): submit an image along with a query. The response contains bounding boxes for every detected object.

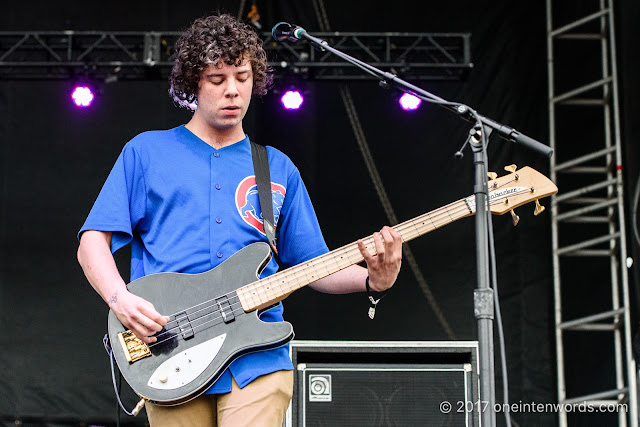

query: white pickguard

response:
[147,334,226,390]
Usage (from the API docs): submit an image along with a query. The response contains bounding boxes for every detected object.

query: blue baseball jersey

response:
[79,125,329,393]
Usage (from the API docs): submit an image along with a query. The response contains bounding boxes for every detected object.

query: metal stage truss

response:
[547,0,637,426]
[0,30,472,81]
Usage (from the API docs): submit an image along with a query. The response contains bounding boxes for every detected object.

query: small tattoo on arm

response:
[108,291,118,305]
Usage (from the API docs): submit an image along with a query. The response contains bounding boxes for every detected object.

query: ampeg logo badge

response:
[308,374,332,402]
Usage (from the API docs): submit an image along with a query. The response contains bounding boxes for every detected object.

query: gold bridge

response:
[117,330,151,363]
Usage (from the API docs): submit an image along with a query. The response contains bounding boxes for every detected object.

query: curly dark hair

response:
[169,13,273,109]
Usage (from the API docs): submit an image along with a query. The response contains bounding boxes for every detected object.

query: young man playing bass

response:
[77,13,402,426]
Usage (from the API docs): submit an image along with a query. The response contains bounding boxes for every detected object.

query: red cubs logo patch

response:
[235,176,286,235]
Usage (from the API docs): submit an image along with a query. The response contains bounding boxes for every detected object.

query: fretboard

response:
[237,198,472,312]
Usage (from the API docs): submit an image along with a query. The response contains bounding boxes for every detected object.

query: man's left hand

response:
[357,226,403,292]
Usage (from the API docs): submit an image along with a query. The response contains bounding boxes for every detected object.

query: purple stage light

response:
[399,93,421,111]
[71,86,95,107]
[281,90,304,110]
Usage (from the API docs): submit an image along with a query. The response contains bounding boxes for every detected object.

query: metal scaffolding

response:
[0,30,472,81]
[547,0,637,425]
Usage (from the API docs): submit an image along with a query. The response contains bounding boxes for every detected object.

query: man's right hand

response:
[108,289,170,344]
[78,230,169,345]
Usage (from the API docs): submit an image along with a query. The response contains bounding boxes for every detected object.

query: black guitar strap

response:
[250,141,278,254]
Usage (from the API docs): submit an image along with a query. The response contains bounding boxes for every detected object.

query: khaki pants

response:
[145,370,294,427]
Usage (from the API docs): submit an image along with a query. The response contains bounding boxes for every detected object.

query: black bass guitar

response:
[107,165,557,406]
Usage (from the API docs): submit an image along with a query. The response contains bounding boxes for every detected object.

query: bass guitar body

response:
[107,242,293,406]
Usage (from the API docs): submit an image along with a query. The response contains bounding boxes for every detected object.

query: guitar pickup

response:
[117,330,151,363]
[217,296,235,324]
[176,311,195,340]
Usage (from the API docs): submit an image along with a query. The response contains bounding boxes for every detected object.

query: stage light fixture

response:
[281,90,304,110]
[399,93,421,111]
[71,85,95,107]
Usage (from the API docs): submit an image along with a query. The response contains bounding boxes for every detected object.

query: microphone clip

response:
[272,22,298,43]
[272,22,307,43]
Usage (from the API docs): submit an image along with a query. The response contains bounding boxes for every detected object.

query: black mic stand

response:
[276,24,554,427]
[469,124,496,427]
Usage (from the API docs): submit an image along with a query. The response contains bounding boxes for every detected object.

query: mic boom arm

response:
[270,22,553,158]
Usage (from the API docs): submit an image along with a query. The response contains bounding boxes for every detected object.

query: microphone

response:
[271,22,307,42]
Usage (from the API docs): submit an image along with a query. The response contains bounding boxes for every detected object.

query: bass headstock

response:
[468,165,558,225]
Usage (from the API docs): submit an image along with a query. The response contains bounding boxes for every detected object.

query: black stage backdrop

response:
[0,1,638,426]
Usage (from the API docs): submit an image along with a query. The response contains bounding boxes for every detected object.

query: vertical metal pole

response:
[607,0,639,423]
[470,128,496,427]
[546,1,568,425]
[600,3,627,427]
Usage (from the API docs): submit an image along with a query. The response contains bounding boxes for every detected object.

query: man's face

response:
[194,57,253,132]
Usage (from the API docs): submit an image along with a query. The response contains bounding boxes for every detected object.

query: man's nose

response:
[225,79,239,97]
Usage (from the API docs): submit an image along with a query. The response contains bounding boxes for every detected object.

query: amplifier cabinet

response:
[287,341,479,427]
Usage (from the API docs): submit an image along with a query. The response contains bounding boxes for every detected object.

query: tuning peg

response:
[487,172,497,181]
[504,164,520,180]
[510,209,520,226]
[534,199,545,216]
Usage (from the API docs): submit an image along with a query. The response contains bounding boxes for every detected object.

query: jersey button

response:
[216,218,222,224]
[213,152,220,158]
[215,184,221,190]
[217,252,223,258]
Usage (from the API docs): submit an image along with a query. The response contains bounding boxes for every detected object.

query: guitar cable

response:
[116,366,121,427]
[632,170,640,249]
[103,334,145,417]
